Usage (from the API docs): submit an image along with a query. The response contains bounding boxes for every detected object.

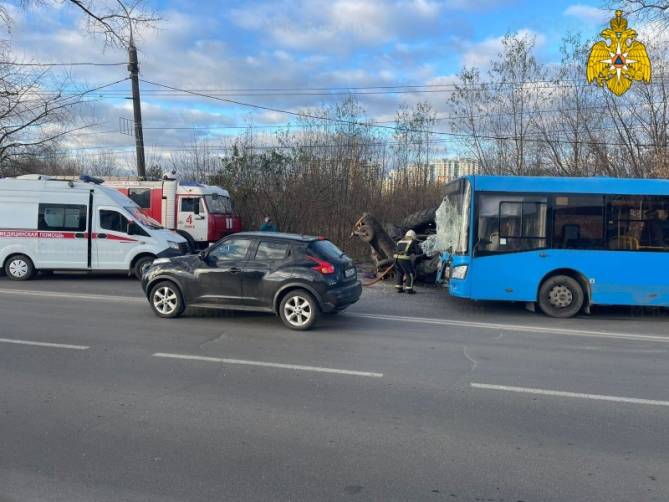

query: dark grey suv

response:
[141,232,362,330]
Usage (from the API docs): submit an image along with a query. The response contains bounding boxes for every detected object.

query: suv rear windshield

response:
[308,240,346,260]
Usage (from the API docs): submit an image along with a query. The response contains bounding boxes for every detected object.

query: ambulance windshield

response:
[125,206,163,229]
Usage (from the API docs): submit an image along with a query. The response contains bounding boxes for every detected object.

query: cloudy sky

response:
[9,0,611,162]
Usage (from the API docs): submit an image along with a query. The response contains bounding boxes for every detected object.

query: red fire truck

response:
[103,177,241,249]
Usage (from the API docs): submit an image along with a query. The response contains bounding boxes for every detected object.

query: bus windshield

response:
[125,206,163,229]
[433,178,471,255]
[204,194,232,214]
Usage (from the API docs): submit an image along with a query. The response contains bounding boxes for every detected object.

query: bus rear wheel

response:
[538,275,584,318]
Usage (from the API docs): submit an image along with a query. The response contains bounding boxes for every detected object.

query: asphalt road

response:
[0,273,668,501]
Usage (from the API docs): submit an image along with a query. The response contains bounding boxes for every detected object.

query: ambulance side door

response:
[93,207,137,270]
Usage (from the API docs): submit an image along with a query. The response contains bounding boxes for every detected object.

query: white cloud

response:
[7,1,474,158]
[461,29,546,69]
[230,0,444,52]
[564,4,609,24]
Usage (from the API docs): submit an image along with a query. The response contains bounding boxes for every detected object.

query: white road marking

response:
[471,382,669,407]
[349,312,669,343]
[153,352,383,378]
[0,288,144,303]
[2,288,668,345]
[0,337,89,350]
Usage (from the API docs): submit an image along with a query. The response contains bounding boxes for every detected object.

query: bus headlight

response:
[451,265,468,280]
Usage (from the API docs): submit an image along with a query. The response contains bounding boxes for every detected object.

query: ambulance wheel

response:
[5,254,35,281]
[176,230,197,253]
[133,255,155,280]
[149,281,185,318]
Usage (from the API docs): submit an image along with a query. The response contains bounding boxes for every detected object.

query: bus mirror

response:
[127,221,140,235]
[193,200,200,215]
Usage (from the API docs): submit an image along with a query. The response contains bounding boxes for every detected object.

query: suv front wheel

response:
[279,290,319,330]
[149,281,185,319]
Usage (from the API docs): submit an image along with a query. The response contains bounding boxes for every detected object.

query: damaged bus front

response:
[431,178,472,289]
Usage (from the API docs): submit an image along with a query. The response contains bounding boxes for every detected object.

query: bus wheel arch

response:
[537,269,590,318]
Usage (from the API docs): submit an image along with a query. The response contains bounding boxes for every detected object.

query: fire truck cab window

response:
[181,197,203,214]
[128,188,151,209]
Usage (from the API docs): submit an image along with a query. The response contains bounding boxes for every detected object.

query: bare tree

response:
[0,54,96,174]
[609,1,669,28]
[14,0,159,47]
[449,68,494,172]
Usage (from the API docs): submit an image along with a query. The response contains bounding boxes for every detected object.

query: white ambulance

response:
[0,175,188,280]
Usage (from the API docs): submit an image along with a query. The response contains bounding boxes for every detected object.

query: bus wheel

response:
[5,254,35,281]
[538,275,584,318]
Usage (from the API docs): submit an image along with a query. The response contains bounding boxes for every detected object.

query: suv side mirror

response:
[200,249,218,266]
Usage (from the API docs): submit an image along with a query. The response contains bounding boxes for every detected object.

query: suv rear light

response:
[307,255,335,275]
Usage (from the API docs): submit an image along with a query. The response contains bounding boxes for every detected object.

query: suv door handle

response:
[539,252,548,258]
[75,233,85,239]
[97,233,108,239]
[229,267,241,274]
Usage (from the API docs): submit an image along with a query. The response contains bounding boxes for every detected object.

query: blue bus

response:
[439,175,669,317]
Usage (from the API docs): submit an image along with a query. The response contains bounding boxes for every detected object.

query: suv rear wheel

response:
[279,290,319,330]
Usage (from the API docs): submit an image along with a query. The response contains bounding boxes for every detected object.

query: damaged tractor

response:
[352,209,441,283]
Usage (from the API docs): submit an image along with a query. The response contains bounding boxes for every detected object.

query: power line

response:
[3,61,127,67]
[137,78,669,148]
[39,131,669,157]
[29,73,669,94]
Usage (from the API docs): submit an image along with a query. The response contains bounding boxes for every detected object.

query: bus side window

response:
[607,196,669,251]
[553,196,604,250]
[477,194,547,253]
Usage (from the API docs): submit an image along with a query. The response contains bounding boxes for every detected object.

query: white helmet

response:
[405,230,417,239]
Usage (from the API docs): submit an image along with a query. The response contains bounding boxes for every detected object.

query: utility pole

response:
[128,35,146,179]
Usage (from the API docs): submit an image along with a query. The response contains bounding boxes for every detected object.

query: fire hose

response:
[362,264,395,287]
